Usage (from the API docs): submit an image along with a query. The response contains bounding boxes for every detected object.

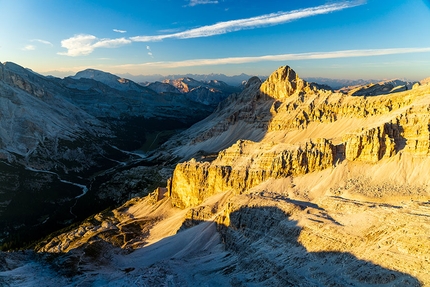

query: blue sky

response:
[1,0,430,80]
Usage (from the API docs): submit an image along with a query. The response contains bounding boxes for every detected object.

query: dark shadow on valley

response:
[0,205,422,286]
[180,205,421,286]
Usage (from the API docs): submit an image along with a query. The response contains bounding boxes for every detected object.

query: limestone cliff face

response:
[266,85,415,132]
[0,62,61,99]
[343,124,398,162]
[167,65,430,208]
[343,103,430,161]
[169,138,335,208]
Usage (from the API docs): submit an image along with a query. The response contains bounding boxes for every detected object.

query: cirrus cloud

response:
[31,39,53,47]
[116,47,430,69]
[22,39,53,51]
[131,1,365,42]
[57,1,364,56]
[186,0,219,7]
[58,34,131,56]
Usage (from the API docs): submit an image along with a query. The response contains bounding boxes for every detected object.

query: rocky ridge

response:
[146,81,181,94]
[158,77,241,106]
[167,66,430,208]
[71,68,150,92]
[1,65,430,286]
[0,62,112,170]
[338,79,417,96]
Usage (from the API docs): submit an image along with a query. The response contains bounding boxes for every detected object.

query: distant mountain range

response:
[303,77,376,89]
[45,70,415,90]
[42,70,257,87]
[119,72,257,87]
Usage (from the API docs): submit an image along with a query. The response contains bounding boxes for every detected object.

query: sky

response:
[1,0,430,80]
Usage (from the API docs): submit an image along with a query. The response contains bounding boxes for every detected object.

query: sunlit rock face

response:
[168,65,430,207]
[169,139,336,208]
[260,65,316,99]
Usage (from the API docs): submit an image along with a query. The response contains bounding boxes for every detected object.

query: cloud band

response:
[131,1,364,42]
[58,1,364,56]
[116,47,430,68]
[58,34,131,57]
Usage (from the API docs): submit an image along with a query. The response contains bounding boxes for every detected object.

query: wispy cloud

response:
[31,39,53,47]
[58,34,131,56]
[157,28,183,34]
[56,2,363,56]
[116,47,430,68]
[131,1,364,42]
[22,39,53,51]
[22,45,36,51]
[113,29,127,33]
[146,45,153,58]
[186,0,219,7]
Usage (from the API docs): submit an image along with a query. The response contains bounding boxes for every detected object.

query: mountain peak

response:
[270,65,298,82]
[70,69,148,92]
[1,61,38,78]
[260,65,312,99]
[72,68,119,81]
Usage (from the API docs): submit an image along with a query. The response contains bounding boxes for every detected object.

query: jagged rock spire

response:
[260,65,312,99]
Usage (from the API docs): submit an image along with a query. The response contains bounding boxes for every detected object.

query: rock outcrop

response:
[260,65,316,99]
[338,79,417,96]
[347,79,416,96]
[167,65,430,207]
[169,139,335,208]
[420,77,430,86]
[146,81,181,94]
